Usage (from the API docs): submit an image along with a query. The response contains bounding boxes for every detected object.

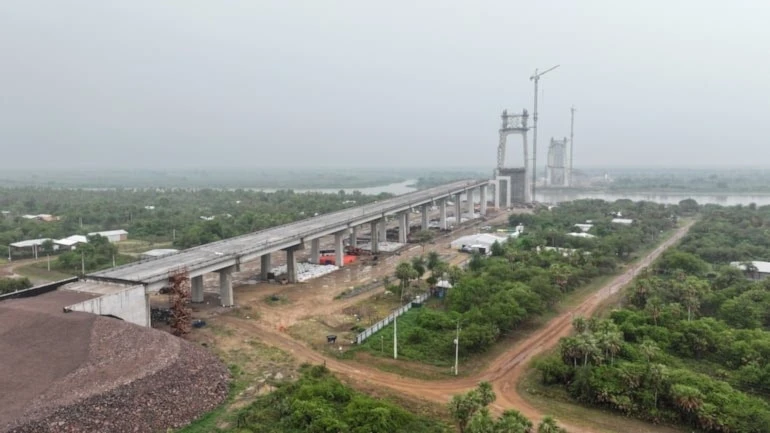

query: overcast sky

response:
[2,1,768,170]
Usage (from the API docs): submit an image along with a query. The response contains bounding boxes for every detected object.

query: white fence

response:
[355,293,429,344]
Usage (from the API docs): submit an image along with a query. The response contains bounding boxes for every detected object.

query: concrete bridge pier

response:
[370,221,378,253]
[379,216,387,243]
[286,248,297,283]
[334,231,344,267]
[492,181,499,209]
[421,204,429,230]
[309,238,320,264]
[191,275,204,303]
[218,266,234,307]
[260,254,271,280]
[439,198,447,230]
[455,193,462,224]
[467,189,475,217]
[398,212,408,243]
[350,226,358,247]
[480,185,488,216]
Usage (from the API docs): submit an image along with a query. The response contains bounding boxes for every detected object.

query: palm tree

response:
[645,296,664,326]
[576,333,599,366]
[537,416,564,433]
[395,262,417,297]
[639,339,659,363]
[426,251,441,271]
[559,337,580,367]
[647,363,668,409]
[671,384,704,413]
[496,410,533,433]
[572,316,588,334]
[476,381,496,407]
[411,256,426,278]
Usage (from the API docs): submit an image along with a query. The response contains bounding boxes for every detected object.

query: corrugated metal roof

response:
[10,238,52,248]
[731,261,770,274]
[87,229,128,237]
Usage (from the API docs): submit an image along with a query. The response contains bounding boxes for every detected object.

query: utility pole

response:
[453,319,461,375]
[393,313,398,359]
[47,254,50,271]
[530,64,560,201]
[81,250,85,275]
[569,106,576,187]
[8,246,11,262]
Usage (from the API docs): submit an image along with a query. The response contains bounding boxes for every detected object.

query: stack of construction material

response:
[270,262,340,282]
[358,242,405,253]
[1,291,229,433]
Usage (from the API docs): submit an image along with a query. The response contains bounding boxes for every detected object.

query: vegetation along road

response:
[220,219,695,433]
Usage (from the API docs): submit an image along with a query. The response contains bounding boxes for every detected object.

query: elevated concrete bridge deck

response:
[88,179,488,293]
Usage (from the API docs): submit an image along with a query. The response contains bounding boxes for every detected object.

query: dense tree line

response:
[0,188,382,252]
[360,199,680,364]
[229,365,449,433]
[537,204,770,433]
[0,277,32,295]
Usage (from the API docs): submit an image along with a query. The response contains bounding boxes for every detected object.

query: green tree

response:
[536,416,565,433]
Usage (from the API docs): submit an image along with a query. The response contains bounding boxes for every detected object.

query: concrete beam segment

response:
[310,238,320,264]
[261,253,272,280]
[440,199,447,230]
[398,212,407,243]
[421,204,429,230]
[480,185,488,216]
[379,217,387,243]
[334,231,345,268]
[350,226,358,247]
[218,266,234,307]
[370,221,378,253]
[191,275,204,303]
[286,248,297,283]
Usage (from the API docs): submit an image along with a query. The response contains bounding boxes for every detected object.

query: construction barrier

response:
[355,292,429,344]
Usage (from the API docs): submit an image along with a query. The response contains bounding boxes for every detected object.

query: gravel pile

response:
[1,292,229,433]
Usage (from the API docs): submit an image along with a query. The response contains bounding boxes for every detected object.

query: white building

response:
[87,229,128,243]
[54,235,89,250]
[611,218,634,225]
[730,261,770,280]
[450,233,511,255]
[574,223,594,232]
[567,232,596,239]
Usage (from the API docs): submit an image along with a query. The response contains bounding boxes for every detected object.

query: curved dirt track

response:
[220,221,694,433]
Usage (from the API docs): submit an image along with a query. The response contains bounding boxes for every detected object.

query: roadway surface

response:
[89,179,486,287]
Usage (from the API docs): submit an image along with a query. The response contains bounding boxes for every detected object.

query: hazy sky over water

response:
[2,1,768,169]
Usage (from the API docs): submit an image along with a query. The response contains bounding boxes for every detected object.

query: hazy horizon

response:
[2,1,769,170]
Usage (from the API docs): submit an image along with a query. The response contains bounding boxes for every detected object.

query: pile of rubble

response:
[270,262,339,282]
[1,292,229,433]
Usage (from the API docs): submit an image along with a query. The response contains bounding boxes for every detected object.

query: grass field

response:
[14,262,74,284]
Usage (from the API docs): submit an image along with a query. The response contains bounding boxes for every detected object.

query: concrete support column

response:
[455,193,462,225]
[421,204,429,230]
[398,212,408,243]
[379,216,387,243]
[218,266,234,307]
[286,248,297,283]
[370,221,378,253]
[467,189,475,217]
[310,238,320,264]
[334,231,345,267]
[439,199,448,230]
[145,293,151,327]
[480,185,488,216]
[493,180,499,209]
[191,275,204,303]
[350,226,358,247]
[405,212,410,236]
[508,176,514,207]
[260,254,272,280]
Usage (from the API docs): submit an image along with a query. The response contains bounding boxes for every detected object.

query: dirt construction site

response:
[0,206,693,433]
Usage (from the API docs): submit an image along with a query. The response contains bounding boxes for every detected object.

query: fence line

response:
[355,292,429,344]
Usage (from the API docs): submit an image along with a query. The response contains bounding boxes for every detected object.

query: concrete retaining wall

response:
[65,285,148,327]
[0,277,78,302]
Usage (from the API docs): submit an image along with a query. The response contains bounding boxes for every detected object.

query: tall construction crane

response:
[530,64,560,200]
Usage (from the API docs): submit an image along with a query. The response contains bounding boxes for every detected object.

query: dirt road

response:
[218,220,694,432]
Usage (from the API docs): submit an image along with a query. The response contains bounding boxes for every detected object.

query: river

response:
[536,190,770,206]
